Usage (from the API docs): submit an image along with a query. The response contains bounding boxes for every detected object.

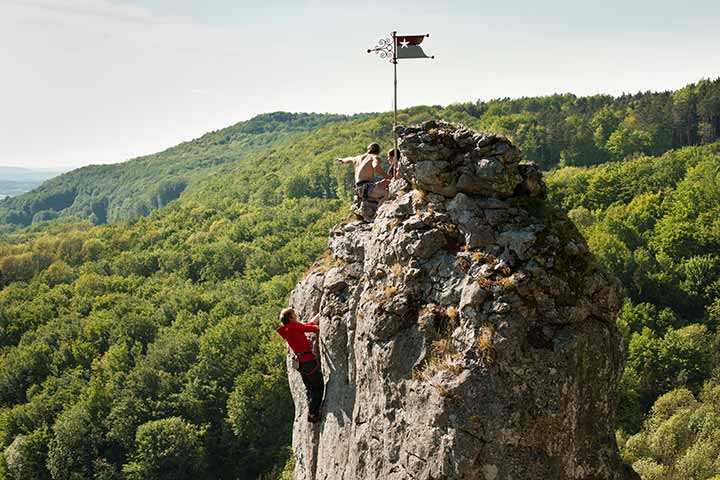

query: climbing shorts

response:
[355,181,375,201]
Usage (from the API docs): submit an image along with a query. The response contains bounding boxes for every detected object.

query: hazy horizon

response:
[2,0,719,169]
[0,165,64,172]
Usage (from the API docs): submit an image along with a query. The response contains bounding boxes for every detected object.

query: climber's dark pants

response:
[299,359,324,416]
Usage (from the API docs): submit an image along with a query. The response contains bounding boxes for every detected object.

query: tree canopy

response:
[0,78,719,479]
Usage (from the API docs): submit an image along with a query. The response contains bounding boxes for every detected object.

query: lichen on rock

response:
[286,121,639,480]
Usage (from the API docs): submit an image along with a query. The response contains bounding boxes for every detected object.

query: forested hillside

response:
[2,78,719,230]
[0,113,364,230]
[0,78,718,479]
[546,144,720,478]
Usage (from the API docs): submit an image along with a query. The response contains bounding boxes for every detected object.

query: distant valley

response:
[0,166,62,198]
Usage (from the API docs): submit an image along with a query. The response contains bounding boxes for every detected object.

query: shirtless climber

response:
[276,308,325,423]
[337,143,390,203]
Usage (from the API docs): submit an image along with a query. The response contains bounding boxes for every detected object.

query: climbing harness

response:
[295,353,320,376]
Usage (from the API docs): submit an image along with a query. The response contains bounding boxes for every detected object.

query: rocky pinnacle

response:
[287,121,639,480]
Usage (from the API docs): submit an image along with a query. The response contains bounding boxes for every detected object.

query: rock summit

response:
[287,121,638,480]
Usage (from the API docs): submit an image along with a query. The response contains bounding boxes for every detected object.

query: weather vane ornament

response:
[367,31,433,177]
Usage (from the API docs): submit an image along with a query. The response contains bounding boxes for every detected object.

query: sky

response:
[1,0,719,170]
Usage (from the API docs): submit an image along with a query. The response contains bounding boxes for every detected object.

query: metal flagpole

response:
[392,31,398,178]
[368,32,432,179]
[367,32,399,179]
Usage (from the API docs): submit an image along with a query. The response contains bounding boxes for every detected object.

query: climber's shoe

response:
[307,413,321,423]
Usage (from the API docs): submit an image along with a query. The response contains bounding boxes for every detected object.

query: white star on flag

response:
[393,35,432,59]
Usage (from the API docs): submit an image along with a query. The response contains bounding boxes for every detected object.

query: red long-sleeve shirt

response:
[276,321,319,361]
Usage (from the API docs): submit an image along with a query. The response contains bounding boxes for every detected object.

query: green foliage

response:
[47,402,101,480]
[623,383,720,480]
[549,139,720,477]
[606,125,651,161]
[0,195,343,479]
[225,344,293,476]
[122,417,206,480]
[3,428,51,480]
[0,112,363,228]
[0,80,718,478]
[4,78,720,231]
[624,325,714,413]
[547,144,720,318]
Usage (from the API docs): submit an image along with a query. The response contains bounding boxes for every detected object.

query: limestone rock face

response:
[287,122,638,480]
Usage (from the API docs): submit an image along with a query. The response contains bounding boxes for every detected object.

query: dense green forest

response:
[2,78,719,230]
[546,144,720,478]
[0,198,343,479]
[0,78,718,479]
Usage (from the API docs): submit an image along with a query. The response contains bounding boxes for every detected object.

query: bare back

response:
[353,153,382,183]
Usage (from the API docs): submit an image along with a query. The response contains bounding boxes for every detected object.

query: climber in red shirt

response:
[277,307,325,423]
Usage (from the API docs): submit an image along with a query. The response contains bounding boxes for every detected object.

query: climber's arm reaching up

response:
[308,311,321,325]
[299,321,319,333]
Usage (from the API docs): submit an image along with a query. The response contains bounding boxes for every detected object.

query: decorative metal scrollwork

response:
[367,36,394,63]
